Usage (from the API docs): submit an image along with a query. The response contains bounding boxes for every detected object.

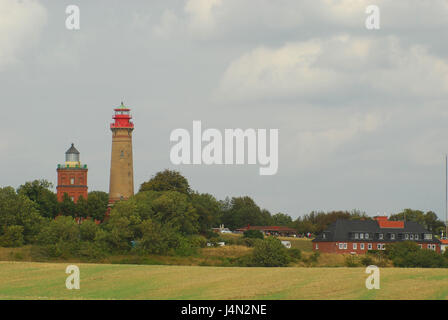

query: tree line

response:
[0,169,446,258]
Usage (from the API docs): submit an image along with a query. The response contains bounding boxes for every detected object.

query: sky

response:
[1,0,448,220]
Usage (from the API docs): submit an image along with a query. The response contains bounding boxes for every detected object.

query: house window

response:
[368,243,372,250]
[339,243,344,250]
[360,243,365,250]
[415,234,419,240]
[323,233,326,239]
[365,233,369,239]
[391,233,395,240]
[353,243,357,250]
[377,244,382,250]
[343,243,347,249]
[405,234,409,240]
[424,234,433,240]
[354,233,359,239]
[419,244,422,249]
[379,233,383,240]
[360,233,364,239]
[410,234,414,240]
[315,244,319,250]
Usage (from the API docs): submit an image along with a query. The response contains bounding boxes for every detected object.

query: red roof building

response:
[235,225,298,237]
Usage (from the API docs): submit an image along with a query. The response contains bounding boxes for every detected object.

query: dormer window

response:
[391,233,396,240]
[365,233,369,239]
[360,233,364,239]
[424,234,433,240]
[410,234,414,240]
[379,233,383,240]
[354,233,359,239]
[405,234,409,240]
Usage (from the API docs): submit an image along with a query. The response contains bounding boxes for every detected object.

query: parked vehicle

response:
[281,241,291,249]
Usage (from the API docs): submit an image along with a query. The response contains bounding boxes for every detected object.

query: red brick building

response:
[312,216,441,254]
[56,143,88,203]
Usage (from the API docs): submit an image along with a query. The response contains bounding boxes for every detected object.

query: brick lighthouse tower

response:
[56,143,88,202]
[108,102,134,204]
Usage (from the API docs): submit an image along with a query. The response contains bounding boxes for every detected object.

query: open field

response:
[278,237,313,251]
[0,237,314,267]
[1,261,448,300]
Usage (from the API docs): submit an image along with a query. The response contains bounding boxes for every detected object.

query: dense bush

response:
[243,230,264,239]
[137,219,180,255]
[360,255,374,266]
[247,237,291,267]
[387,241,447,268]
[345,255,361,267]
[0,225,24,247]
[287,248,302,261]
[0,187,45,243]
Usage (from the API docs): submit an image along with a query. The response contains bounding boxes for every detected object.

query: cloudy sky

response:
[2,0,448,220]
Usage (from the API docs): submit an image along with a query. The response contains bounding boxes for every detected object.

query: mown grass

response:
[278,237,313,251]
[0,261,448,300]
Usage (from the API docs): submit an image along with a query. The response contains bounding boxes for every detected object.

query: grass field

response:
[1,261,448,300]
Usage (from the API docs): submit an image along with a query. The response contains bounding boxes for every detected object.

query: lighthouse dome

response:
[65,143,80,163]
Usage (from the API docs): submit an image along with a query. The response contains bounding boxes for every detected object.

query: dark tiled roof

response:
[312,219,440,244]
[65,143,80,154]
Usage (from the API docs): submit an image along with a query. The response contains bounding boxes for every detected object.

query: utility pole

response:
[445,155,447,239]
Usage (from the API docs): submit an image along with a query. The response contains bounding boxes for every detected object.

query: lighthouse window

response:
[70,178,75,185]
[120,150,124,158]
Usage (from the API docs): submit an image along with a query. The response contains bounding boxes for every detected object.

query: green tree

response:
[272,212,293,226]
[87,191,109,221]
[38,216,79,245]
[139,169,190,194]
[0,225,24,247]
[243,229,264,239]
[138,219,180,254]
[0,187,45,244]
[76,195,89,219]
[386,241,447,268]
[104,198,145,251]
[191,192,221,233]
[17,180,58,218]
[59,193,76,217]
[221,196,272,229]
[37,216,80,258]
[293,210,370,235]
[390,209,445,233]
[250,237,291,267]
[79,219,99,241]
[151,191,199,234]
